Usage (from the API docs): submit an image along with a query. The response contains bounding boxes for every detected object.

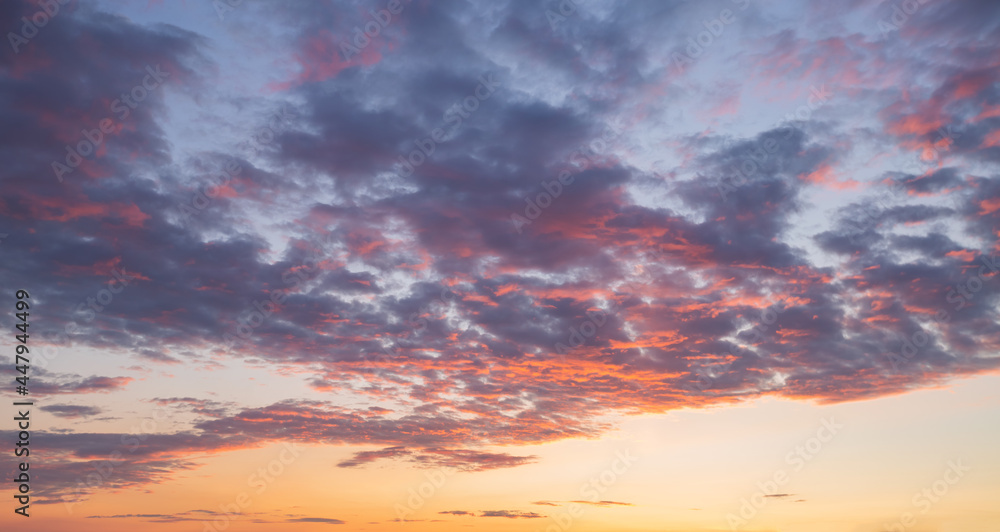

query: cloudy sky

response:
[1,0,999,530]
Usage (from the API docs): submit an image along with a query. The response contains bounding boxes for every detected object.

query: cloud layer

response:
[1,0,999,513]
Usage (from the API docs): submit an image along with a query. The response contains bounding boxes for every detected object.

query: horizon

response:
[1,0,999,530]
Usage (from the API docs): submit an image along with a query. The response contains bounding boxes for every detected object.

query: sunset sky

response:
[1,0,999,530]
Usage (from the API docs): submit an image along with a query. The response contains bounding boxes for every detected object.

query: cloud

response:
[335,444,539,471]
[569,500,634,507]
[479,510,545,519]
[40,404,103,418]
[31,376,134,396]
[408,448,539,471]
[336,446,411,468]
[2,0,1000,508]
[285,517,346,524]
[4,0,996,421]
[85,510,344,525]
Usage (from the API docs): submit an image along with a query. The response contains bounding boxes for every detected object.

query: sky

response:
[1,0,999,530]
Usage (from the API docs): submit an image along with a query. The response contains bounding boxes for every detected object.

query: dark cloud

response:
[479,510,545,518]
[1,0,998,511]
[85,510,344,525]
[285,517,346,524]
[336,446,411,468]
[40,404,103,418]
[31,376,134,396]
[569,500,634,506]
